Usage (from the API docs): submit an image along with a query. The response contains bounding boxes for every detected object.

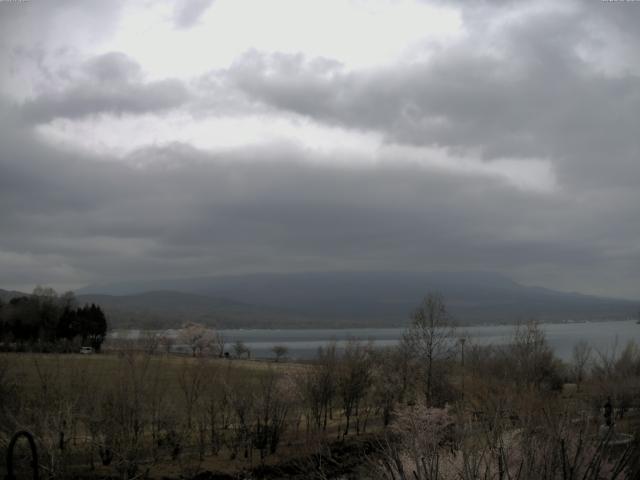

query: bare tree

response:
[140,332,161,355]
[158,333,176,354]
[297,342,337,433]
[371,348,404,427]
[214,331,226,357]
[233,340,251,359]
[146,357,170,462]
[337,340,373,436]
[272,344,289,362]
[404,293,455,405]
[225,375,255,460]
[95,352,151,480]
[374,404,454,480]
[510,320,560,389]
[572,340,592,391]
[0,359,19,445]
[202,365,227,455]
[177,358,207,429]
[253,369,292,458]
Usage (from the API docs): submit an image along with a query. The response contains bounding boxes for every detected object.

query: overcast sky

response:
[1,0,639,298]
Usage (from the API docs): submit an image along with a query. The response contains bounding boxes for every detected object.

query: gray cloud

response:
[1,99,639,297]
[173,0,216,29]
[0,0,125,94]
[18,52,189,123]
[1,0,640,299]
[226,7,640,190]
[84,52,142,83]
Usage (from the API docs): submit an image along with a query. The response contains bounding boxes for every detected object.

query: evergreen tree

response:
[87,304,107,351]
[0,289,108,351]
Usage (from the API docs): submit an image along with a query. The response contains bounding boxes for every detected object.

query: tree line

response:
[0,287,107,351]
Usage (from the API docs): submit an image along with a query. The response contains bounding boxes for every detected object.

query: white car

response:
[79,346,94,354]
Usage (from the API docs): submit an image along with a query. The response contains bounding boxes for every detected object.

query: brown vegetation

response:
[2,297,640,479]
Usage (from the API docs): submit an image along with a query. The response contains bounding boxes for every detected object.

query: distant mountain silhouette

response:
[75,290,308,329]
[76,271,639,328]
[0,288,28,302]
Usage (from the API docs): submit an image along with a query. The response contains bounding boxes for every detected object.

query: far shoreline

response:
[108,316,636,335]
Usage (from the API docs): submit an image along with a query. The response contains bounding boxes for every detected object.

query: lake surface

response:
[111,319,640,361]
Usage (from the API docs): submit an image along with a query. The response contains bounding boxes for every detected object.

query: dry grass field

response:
[3,323,640,479]
[0,350,370,479]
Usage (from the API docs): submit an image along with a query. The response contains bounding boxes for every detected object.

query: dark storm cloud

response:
[1,0,640,298]
[2,98,638,295]
[19,52,189,123]
[173,0,216,28]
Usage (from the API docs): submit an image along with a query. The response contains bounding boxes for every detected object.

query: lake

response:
[110,319,640,361]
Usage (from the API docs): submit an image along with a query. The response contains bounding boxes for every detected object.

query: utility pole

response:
[460,337,466,404]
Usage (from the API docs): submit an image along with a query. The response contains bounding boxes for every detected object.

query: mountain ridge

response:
[73,271,639,328]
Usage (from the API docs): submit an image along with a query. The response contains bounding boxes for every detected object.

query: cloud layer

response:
[1,0,639,298]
